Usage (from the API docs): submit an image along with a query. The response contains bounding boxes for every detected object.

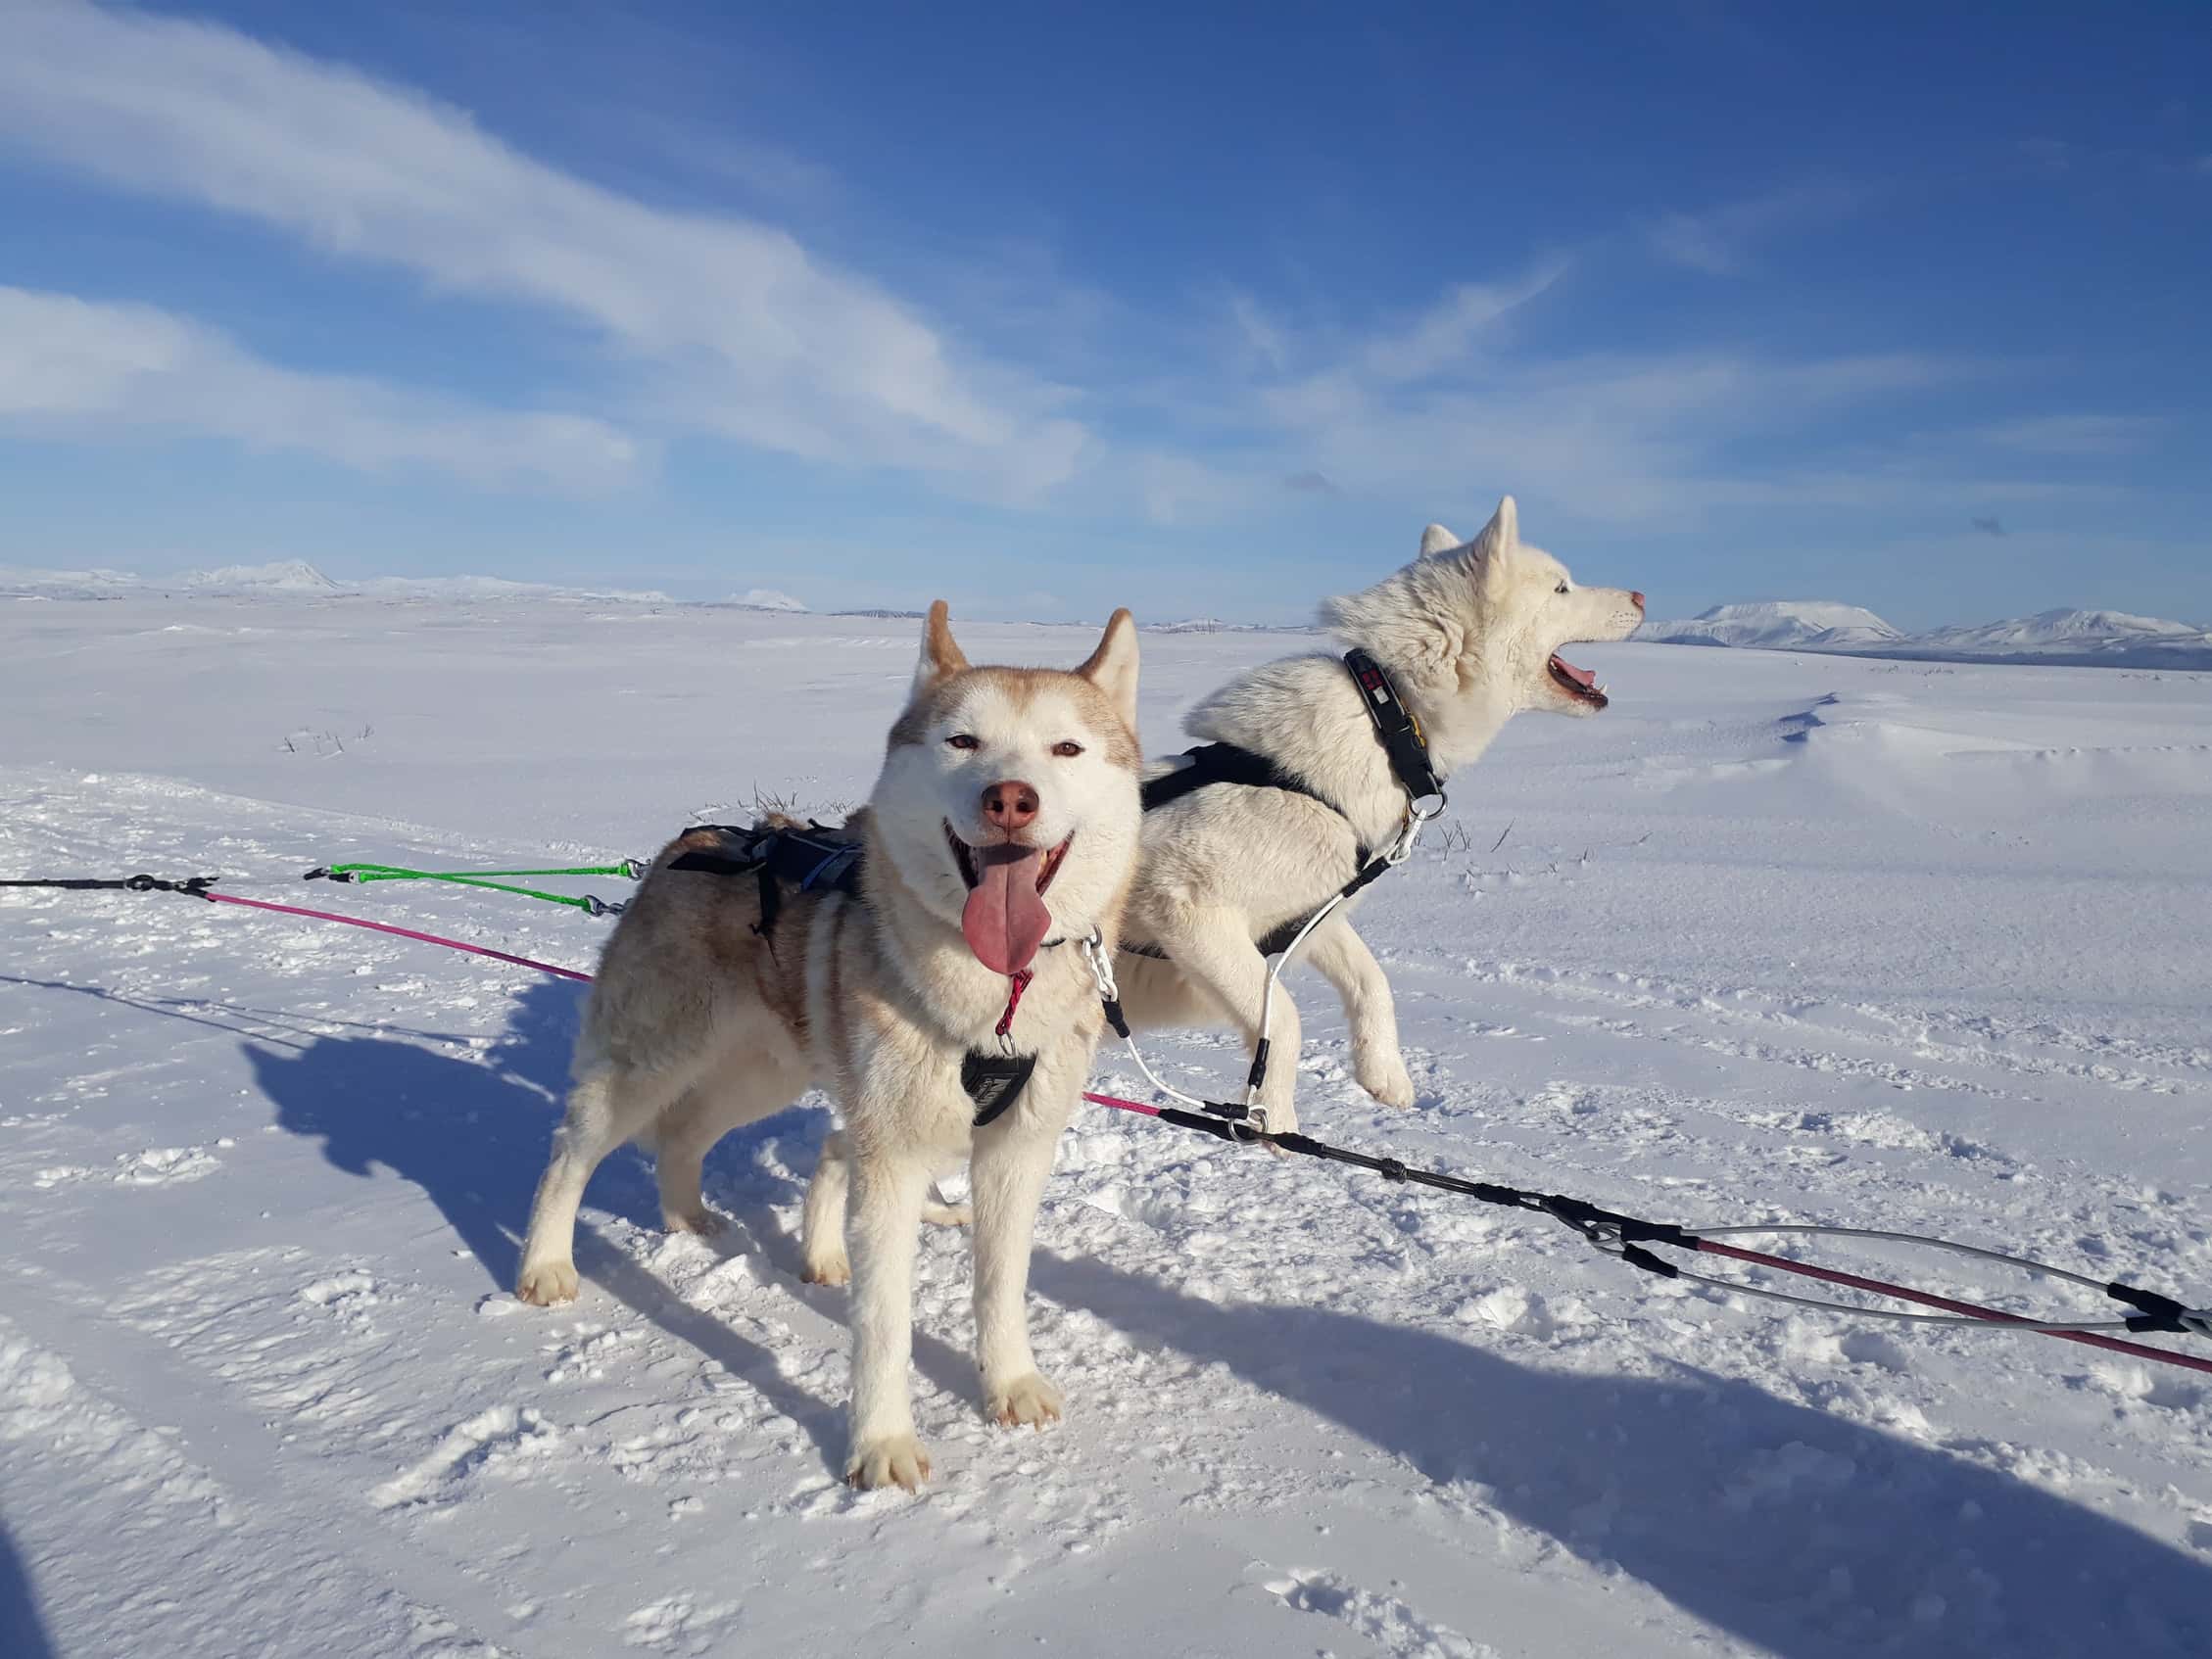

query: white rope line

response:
[1244,801,1438,1119]
[1082,797,1442,1132]
[1080,931,1216,1113]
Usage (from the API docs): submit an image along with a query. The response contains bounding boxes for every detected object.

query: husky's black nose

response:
[982,780,1039,832]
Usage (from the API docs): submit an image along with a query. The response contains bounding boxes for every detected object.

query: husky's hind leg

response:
[653,1043,807,1237]
[921,1174,972,1228]
[517,1058,697,1305]
[799,1130,852,1284]
[803,1134,967,1286]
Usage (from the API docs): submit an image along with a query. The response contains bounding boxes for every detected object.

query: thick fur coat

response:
[1113,497,1644,1132]
[516,603,1143,1491]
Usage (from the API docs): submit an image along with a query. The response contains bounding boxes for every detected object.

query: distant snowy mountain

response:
[1642,601,2211,670]
[1916,608,2205,652]
[180,559,342,594]
[731,589,807,612]
[0,565,148,600]
[0,563,673,604]
[1144,616,1283,634]
[350,574,675,603]
[6,561,2201,669]
[1639,600,1902,651]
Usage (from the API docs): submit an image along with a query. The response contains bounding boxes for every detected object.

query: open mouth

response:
[1548,652,1609,710]
[944,824,1072,895]
[945,823,1073,975]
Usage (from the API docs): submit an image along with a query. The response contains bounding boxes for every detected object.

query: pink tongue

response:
[1552,653,1596,688]
[961,844,1052,974]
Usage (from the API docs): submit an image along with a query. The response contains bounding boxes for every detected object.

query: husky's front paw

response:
[1357,1053,1418,1110]
[987,1372,1064,1429]
[846,1433,932,1492]
[800,1252,850,1286]
[515,1259,578,1305]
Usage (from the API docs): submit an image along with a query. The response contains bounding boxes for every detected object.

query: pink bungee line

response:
[203,890,595,982]
[205,890,1147,1111]
[179,886,2212,1375]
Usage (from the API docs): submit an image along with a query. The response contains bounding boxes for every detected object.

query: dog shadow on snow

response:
[1035,1251,2212,1659]
[0,1517,55,1659]
[248,976,981,1469]
[238,977,2212,1654]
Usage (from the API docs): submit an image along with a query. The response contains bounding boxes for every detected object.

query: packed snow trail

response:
[4,595,2211,1657]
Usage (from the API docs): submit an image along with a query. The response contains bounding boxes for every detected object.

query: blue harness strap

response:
[667,824,864,940]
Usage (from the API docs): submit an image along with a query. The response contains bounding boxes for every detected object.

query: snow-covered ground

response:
[4,593,2211,1658]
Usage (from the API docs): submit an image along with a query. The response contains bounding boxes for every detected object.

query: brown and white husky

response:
[514,602,1143,1491]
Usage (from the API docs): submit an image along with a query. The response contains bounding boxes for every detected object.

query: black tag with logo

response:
[961,1052,1036,1128]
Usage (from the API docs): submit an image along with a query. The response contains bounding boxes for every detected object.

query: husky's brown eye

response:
[1554,581,1569,594]
[947,734,981,750]
[1051,740,1083,758]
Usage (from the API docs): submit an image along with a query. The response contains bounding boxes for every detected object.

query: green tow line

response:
[306,860,643,914]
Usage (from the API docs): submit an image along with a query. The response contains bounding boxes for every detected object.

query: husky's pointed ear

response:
[1470,496,1519,558]
[1419,523,1462,559]
[911,599,970,698]
[1076,607,1140,733]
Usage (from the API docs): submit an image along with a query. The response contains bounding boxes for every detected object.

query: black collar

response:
[1342,649,1444,806]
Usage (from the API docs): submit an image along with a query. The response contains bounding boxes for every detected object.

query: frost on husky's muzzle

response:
[944,824,1073,974]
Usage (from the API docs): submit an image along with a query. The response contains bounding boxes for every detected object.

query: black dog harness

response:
[668,822,862,924]
[1140,742,1370,866]
[667,822,1042,1128]
[1123,649,1441,961]
[664,653,1437,1125]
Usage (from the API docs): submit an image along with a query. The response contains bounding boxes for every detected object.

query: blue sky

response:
[1,1,2206,627]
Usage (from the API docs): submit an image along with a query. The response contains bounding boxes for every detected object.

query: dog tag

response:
[961,1052,1036,1128]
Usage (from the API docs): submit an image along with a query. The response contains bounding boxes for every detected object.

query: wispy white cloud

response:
[0,286,642,490]
[2019,135,2212,185]
[1240,261,1570,444]
[1642,182,1865,277]
[1130,451,1269,526]
[1227,293,1290,377]
[0,0,1085,501]
[1284,340,1974,521]
[1116,277,2089,530]
[1645,213,1741,277]
[0,2,2173,555]
[1973,413,2164,457]
[1351,264,1571,382]
[628,118,844,209]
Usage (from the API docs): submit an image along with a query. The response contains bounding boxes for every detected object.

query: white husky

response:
[1113,497,1644,1133]
[515,603,1143,1492]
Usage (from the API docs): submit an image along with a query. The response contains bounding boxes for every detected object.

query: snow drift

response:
[3,594,2211,1656]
